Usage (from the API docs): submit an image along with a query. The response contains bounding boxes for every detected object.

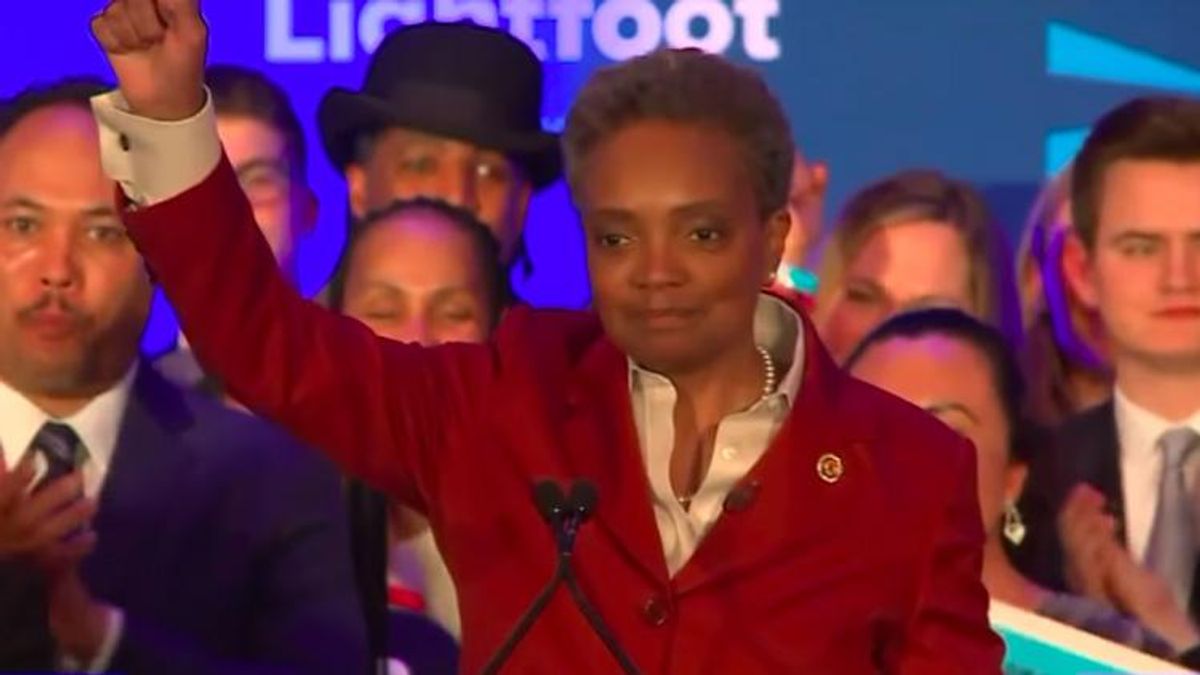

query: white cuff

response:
[90,88,222,207]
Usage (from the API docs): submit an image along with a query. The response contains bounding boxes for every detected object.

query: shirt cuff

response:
[59,605,124,673]
[90,88,222,207]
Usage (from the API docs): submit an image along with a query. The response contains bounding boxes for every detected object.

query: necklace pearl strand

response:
[676,345,777,509]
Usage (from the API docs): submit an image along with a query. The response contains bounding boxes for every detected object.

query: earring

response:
[1003,501,1026,546]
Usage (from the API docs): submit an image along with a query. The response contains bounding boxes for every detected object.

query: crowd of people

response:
[2,0,1200,673]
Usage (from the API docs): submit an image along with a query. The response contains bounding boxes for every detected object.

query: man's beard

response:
[4,292,101,396]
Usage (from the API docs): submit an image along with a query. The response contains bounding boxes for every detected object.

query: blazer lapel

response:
[557,336,670,587]
[83,365,195,604]
[672,321,870,594]
[1071,401,1126,546]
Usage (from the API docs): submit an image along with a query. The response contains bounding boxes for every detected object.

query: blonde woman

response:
[814,169,1020,362]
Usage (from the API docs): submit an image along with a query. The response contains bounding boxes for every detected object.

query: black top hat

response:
[318,22,561,189]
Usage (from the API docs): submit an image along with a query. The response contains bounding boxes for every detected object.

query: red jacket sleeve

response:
[122,156,492,509]
[892,436,1006,674]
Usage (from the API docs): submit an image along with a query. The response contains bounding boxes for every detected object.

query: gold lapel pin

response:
[817,453,844,484]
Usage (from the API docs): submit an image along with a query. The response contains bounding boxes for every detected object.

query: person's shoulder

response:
[838,373,971,466]
[825,373,977,520]
[1032,398,1116,476]
[493,304,606,363]
[1056,399,1115,440]
[136,365,333,479]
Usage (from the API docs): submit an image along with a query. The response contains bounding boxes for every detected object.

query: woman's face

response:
[340,209,493,346]
[578,119,787,375]
[821,220,974,362]
[850,333,1023,538]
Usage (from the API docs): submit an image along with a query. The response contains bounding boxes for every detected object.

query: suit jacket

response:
[1016,400,1200,622]
[121,156,1004,674]
[0,364,369,673]
[1014,401,1122,592]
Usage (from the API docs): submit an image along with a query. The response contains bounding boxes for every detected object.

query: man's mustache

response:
[17,293,88,325]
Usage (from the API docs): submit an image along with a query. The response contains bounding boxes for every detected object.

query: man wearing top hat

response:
[320,21,562,265]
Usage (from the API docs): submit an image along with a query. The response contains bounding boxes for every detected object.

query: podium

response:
[991,600,1192,674]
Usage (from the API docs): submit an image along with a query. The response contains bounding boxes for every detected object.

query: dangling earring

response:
[1003,501,1026,545]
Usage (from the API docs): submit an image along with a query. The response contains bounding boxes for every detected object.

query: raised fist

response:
[91,0,208,121]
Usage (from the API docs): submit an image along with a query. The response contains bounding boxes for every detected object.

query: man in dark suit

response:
[0,80,367,672]
[1016,96,1200,646]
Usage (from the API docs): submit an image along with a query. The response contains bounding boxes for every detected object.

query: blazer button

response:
[641,595,670,627]
[119,133,131,152]
[722,480,761,513]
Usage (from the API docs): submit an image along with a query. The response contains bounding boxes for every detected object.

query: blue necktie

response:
[1145,427,1200,609]
[0,423,82,668]
[30,422,83,491]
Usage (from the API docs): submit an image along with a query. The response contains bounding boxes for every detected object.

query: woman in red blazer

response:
[91,3,1003,672]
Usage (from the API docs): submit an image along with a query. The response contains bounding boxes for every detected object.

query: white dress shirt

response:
[90,89,806,578]
[1114,388,1200,562]
[0,365,137,672]
[631,296,804,575]
[0,366,135,497]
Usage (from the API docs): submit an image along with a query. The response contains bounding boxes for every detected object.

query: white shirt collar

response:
[0,363,139,474]
[629,293,805,406]
[1114,387,1200,461]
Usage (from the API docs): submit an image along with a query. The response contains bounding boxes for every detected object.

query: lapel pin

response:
[817,453,844,484]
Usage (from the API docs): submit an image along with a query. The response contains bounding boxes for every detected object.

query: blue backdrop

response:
[3,1,1200,355]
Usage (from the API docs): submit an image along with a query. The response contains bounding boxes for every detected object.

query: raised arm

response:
[90,0,495,508]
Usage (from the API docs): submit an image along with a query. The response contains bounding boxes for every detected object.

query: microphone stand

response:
[480,480,641,675]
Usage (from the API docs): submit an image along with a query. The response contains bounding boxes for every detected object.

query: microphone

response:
[480,479,641,675]
[532,479,568,528]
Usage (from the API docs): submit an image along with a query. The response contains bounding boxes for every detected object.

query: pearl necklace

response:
[756,344,778,399]
[676,345,777,509]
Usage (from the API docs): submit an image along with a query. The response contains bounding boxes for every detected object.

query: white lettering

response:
[547,0,593,62]
[329,0,355,62]
[262,0,784,65]
[734,0,780,60]
[592,0,661,61]
[265,0,324,62]
[664,0,734,53]
[501,0,548,60]
[434,0,499,26]
[358,0,427,53]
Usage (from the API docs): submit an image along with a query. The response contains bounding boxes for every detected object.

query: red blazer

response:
[124,158,1004,674]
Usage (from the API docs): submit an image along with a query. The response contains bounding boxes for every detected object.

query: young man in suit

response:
[89,1,1003,672]
[0,80,367,673]
[1016,96,1200,641]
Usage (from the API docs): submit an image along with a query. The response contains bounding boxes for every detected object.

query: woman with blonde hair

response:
[1014,165,1111,426]
[814,169,1021,362]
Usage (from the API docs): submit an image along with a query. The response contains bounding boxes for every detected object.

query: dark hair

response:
[1072,96,1200,248]
[328,197,510,328]
[207,65,308,178]
[562,48,794,219]
[845,307,1042,464]
[0,77,111,137]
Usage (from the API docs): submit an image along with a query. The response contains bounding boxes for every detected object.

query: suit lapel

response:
[1071,401,1127,546]
[557,336,670,587]
[84,365,195,605]
[672,321,870,594]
